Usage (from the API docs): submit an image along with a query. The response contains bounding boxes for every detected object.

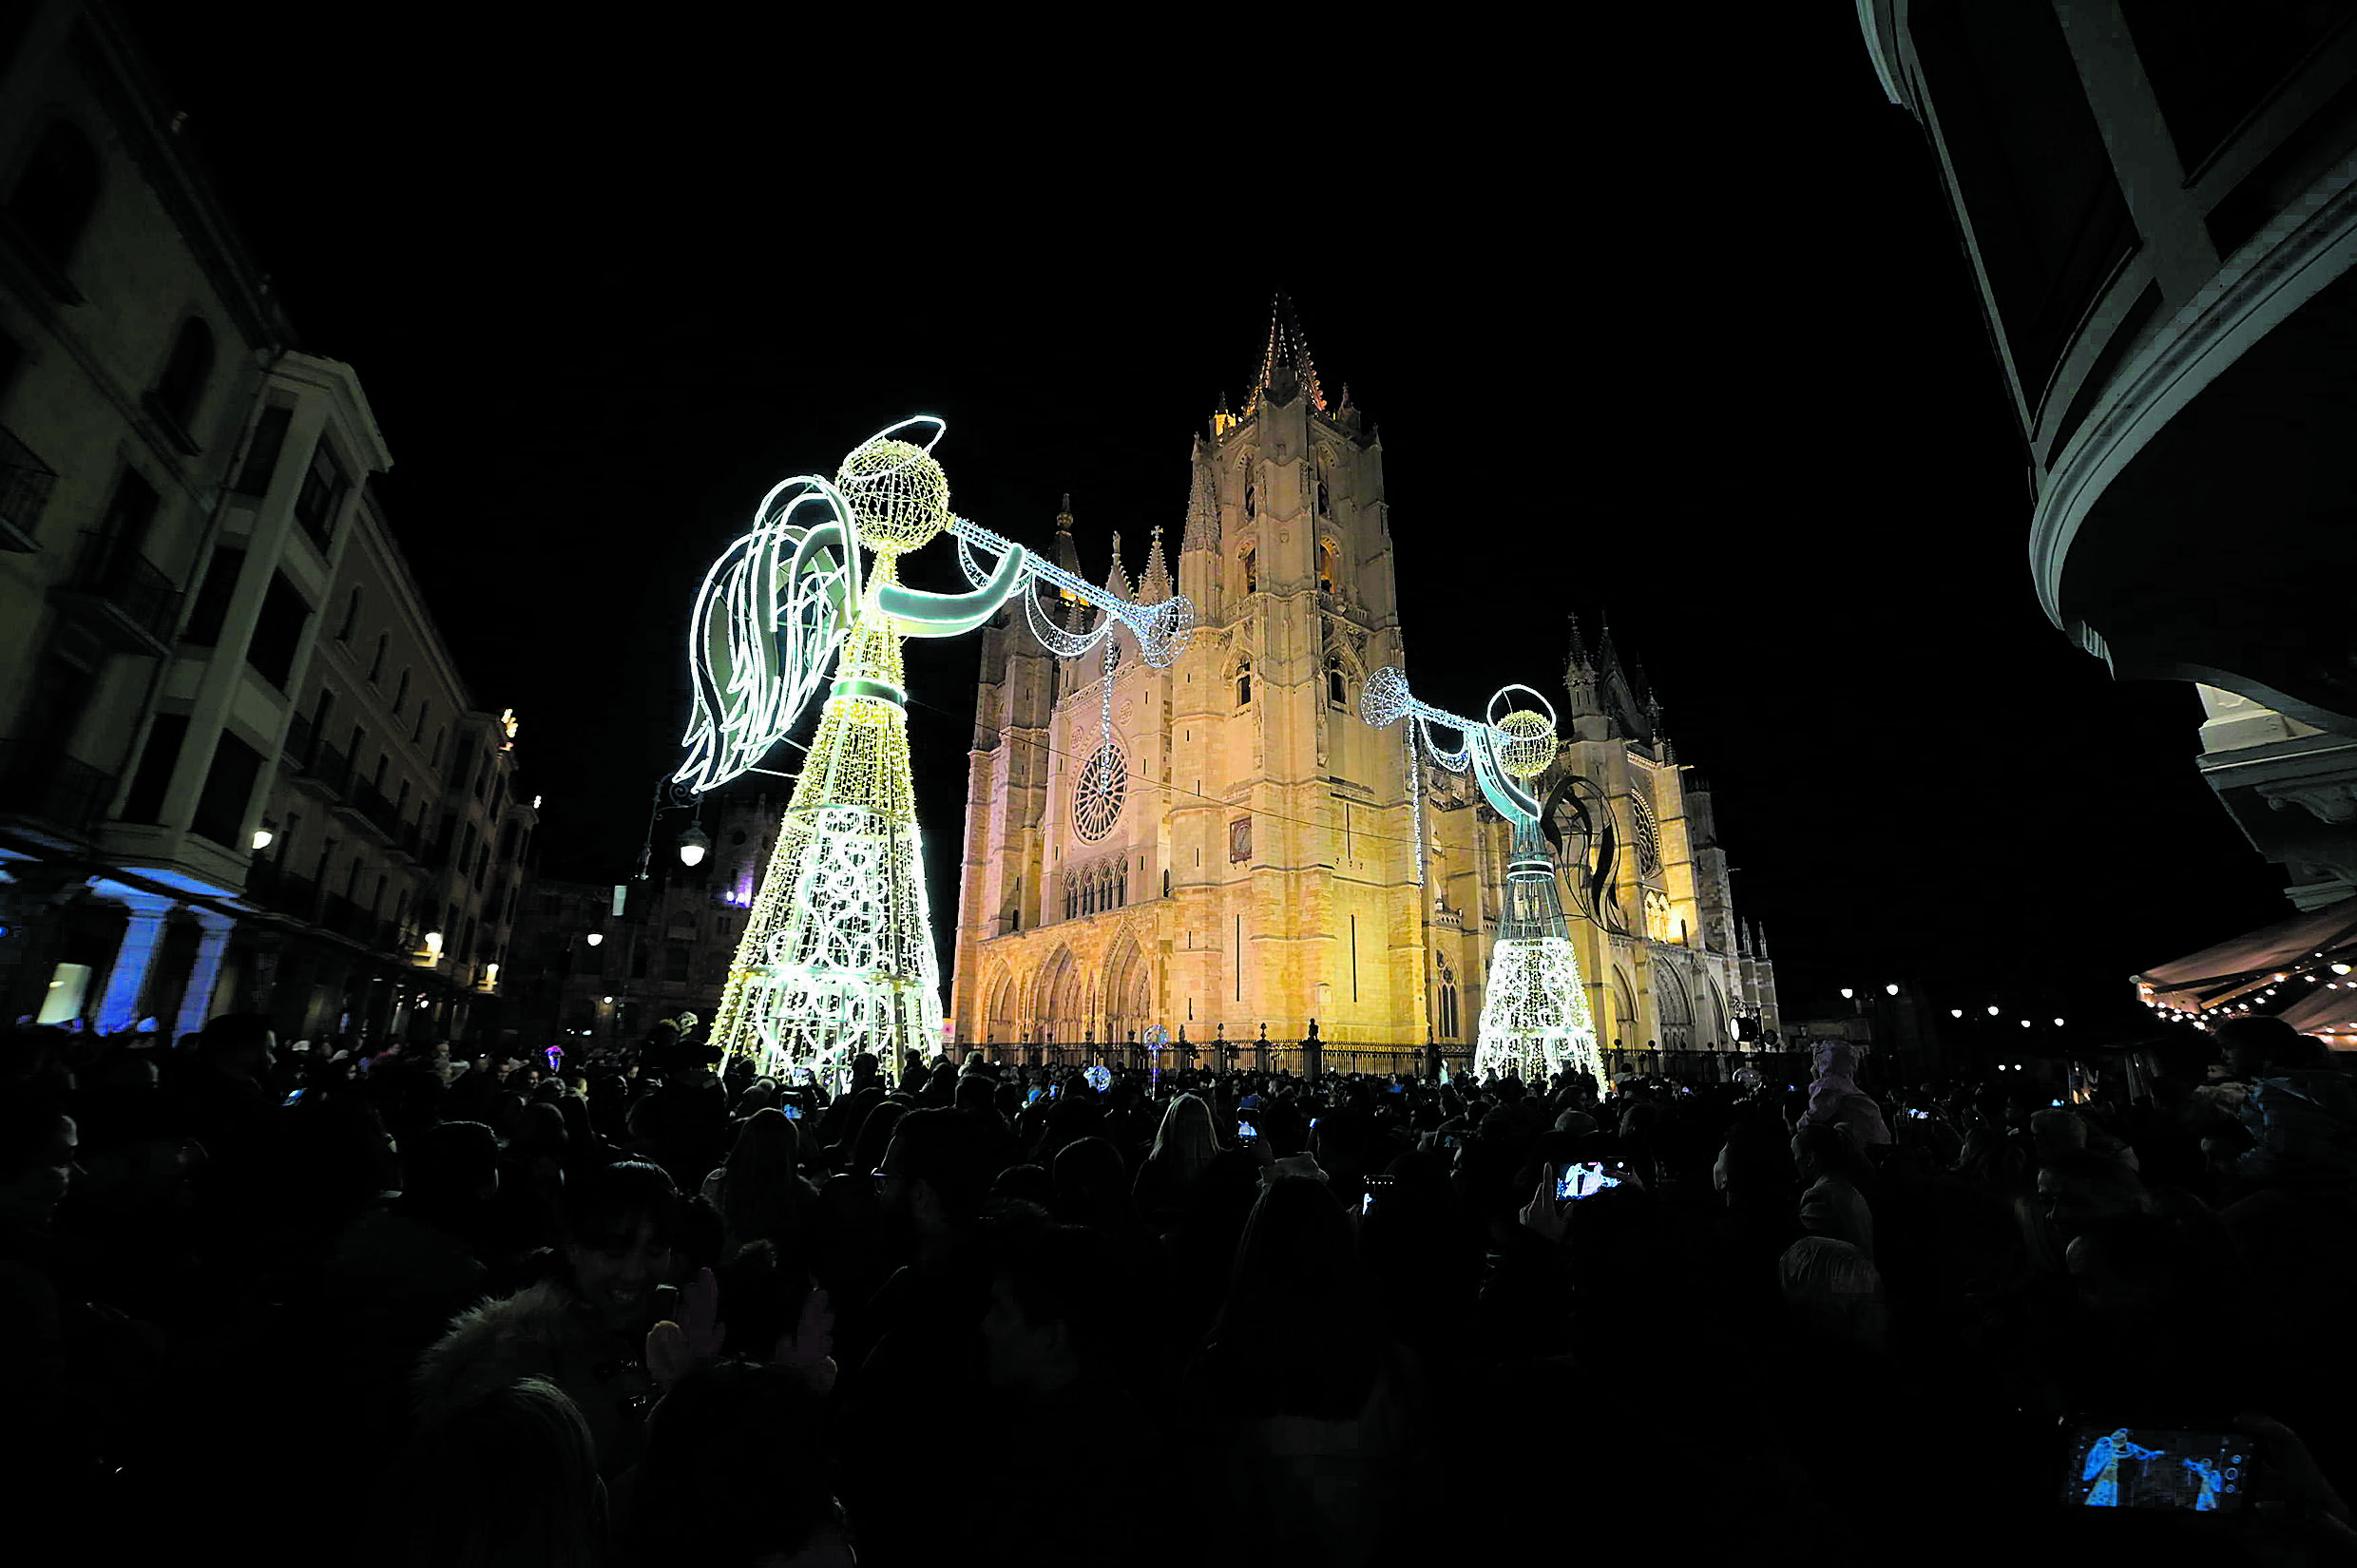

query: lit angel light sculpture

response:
[680,417,1192,1082]
[1360,671,1602,1086]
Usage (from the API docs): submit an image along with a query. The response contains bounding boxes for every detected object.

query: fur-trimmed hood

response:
[410,1276,579,1426]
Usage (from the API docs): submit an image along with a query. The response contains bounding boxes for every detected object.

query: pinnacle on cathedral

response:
[1103,530,1133,602]
[1140,524,1172,602]
[1564,612,1595,677]
[1241,293,1327,417]
[1594,614,1625,683]
[1180,442,1219,556]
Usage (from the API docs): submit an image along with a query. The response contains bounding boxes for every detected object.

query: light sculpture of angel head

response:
[835,433,951,558]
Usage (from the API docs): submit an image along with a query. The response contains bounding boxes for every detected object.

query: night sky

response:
[111,4,2287,1043]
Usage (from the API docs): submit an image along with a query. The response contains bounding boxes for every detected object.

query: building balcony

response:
[244,861,320,923]
[0,423,56,552]
[282,712,316,767]
[294,743,351,802]
[48,532,182,656]
[0,739,114,835]
[317,893,376,944]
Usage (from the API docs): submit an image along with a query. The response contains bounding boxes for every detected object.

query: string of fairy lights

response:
[2136,944,2357,1040]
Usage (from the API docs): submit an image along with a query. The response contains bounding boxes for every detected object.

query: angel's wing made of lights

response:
[676,475,862,795]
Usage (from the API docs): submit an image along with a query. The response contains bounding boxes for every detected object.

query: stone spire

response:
[1179,441,1219,555]
[1565,612,1595,676]
[1242,293,1326,416]
[1102,530,1133,602]
[1050,493,1087,632]
[1595,615,1624,681]
[1140,524,1172,602]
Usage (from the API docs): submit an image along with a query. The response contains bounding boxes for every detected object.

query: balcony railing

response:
[0,739,114,832]
[318,893,373,942]
[308,744,351,798]
[54,531,181,652]
[246,865,319,922]
[354,781,402,839]
[283,712,316,767]
[0,424,56,552]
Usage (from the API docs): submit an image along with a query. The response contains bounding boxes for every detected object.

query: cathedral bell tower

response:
[953,298,1439,1059]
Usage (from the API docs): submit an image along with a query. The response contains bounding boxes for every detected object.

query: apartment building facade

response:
[0,0,531,1044]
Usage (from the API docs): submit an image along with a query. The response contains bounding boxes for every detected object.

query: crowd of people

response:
[5,1011,2357,1564]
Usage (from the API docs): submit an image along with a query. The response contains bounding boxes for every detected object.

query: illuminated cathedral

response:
[948,303,1779,1076]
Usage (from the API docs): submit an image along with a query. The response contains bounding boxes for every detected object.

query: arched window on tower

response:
[1117,860,1127,906]
[1236,660,1252,707]
[1318,538,1337,596]
[1244,484,1255,520]
[338,587,362,642]
[1064,875,1078,922]
[1240,545,1256,596]
[1327,654,1347,710]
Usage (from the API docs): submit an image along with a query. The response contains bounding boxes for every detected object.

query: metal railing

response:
[283,712,316,766]
[250,867,320,922]
[310,744,351,797]
[67,531,180,646]
[0,424,57,547]
[0,739,114,832]
[978,1041,1478,1078]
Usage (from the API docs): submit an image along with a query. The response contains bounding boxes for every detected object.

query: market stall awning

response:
[2133,895,2357,1016]
[2272,985,2357,1043]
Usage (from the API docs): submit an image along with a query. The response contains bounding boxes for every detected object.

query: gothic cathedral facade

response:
[949,306,1779,1074]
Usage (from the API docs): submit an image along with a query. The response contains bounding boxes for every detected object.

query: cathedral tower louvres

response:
[948,302,1778,1073]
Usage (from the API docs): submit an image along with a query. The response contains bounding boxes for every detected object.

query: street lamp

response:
[637,773,706,881]
[1986,1005,2000,1017]
[1885,983,1899,997]
[1840,987,1854,1000]
[1950,1008,1964,1019]
[586,932,604,947]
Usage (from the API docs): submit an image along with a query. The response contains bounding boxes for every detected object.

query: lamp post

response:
[620,774,714,1052]
[637,773,705,882]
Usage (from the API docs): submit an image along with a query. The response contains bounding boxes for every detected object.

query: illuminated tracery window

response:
[1073,743,1125,842]
[1631,790,1661,874]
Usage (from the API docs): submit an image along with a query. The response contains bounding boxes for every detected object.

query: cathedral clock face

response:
[1073,742,1127,841]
